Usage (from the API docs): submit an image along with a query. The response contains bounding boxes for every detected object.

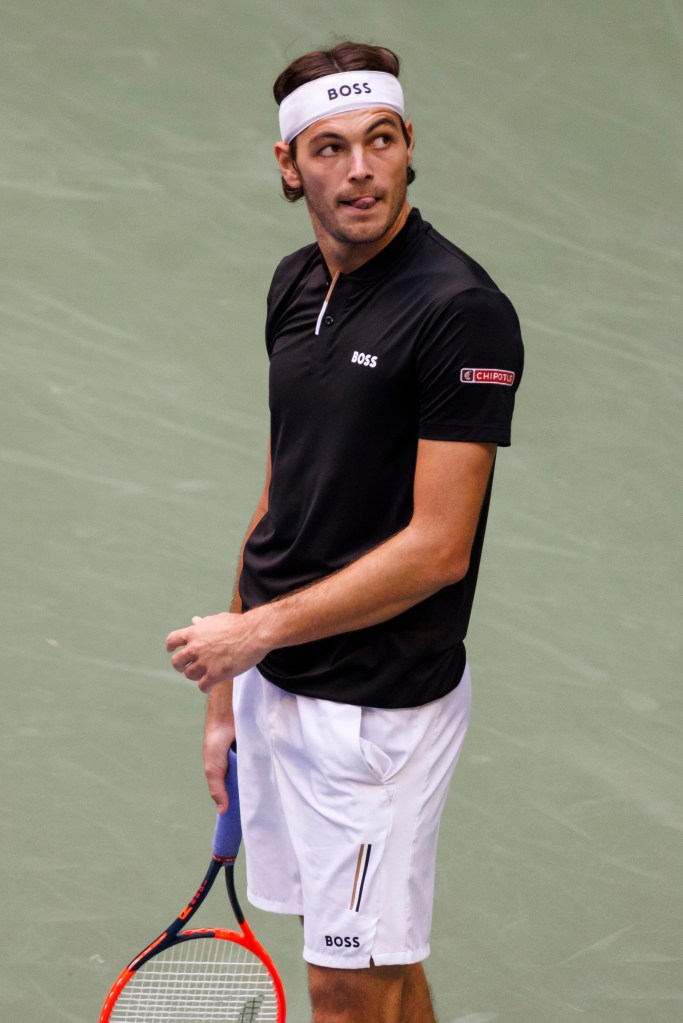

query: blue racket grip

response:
[212,746,242,860]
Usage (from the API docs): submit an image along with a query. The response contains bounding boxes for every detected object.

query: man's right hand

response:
[203,679,236,814]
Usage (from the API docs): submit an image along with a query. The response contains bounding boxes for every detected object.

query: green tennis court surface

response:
[1,2,681,1020]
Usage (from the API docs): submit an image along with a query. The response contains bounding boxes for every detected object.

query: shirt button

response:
[324,315,334,326]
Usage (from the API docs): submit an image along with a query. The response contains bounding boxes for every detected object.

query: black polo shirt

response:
[240,208,523,708]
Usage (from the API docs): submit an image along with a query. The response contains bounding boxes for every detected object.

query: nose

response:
[348,144,373,181]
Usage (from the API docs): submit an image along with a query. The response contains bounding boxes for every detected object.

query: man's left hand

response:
[165,612,265,692]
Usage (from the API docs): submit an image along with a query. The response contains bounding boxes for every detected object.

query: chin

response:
[336,213,392,242]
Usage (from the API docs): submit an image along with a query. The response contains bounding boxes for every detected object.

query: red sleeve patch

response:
[460,368,515,386]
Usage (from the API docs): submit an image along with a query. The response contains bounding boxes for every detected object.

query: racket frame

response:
[99,856,286,1022]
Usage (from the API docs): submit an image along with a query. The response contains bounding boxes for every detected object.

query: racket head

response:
[100,928,286,1022]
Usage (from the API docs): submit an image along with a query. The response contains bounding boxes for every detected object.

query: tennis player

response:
[166,41,524,1023]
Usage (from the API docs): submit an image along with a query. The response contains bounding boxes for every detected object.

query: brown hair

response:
[273,41,415,202]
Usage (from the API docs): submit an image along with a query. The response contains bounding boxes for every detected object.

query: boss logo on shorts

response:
[327,82,372,101]
[351,350,378,368]
[325,935,361,948]
[461,368,515,386]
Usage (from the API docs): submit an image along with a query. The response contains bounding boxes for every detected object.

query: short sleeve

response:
[416,287,524,446]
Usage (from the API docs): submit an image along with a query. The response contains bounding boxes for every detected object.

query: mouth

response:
[339,195,381,211]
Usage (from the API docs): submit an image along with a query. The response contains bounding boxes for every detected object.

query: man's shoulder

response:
[272,240,321,285]
[265,240,322,325]
[405,213,522,348]
[410,212,500,295]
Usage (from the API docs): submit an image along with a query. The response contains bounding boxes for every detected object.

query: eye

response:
[319,143,341,156]
[371,134,393,150]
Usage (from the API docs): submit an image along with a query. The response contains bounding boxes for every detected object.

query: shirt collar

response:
[319,208,426,285]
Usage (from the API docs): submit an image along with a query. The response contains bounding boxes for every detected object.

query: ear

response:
[274,141,302,188]
[403,119,415,165]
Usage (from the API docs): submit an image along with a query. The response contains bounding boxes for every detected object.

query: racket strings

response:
[109,936,279,1022]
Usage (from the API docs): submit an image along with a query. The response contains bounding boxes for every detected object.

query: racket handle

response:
[212,746,242,860]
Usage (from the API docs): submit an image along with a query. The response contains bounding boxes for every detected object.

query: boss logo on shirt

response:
[461,368,515,386]
[351,350,378,368]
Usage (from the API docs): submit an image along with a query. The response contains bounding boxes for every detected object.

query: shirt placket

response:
[313,273,351,373]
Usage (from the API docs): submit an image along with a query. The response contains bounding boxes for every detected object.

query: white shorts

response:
[232,666,471,969]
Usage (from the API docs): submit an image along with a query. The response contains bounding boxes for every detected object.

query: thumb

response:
[206,761,229,814]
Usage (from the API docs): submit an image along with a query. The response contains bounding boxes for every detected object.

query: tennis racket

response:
[99,748,286,1022]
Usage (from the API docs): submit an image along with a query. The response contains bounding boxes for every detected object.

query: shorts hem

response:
[304,948,370,969]
[303,945,429,969]
[248,888,303,916]
[372,946,429,966]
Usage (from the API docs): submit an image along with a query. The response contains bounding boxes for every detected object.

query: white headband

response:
[278,70,405,144]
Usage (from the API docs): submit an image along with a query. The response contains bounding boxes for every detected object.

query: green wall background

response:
[1,2,681,1020]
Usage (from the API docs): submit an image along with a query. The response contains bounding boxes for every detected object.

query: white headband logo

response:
[278,70,405,144]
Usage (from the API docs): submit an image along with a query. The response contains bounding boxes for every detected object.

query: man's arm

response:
[167,439,495,692]
[201,446,270,811]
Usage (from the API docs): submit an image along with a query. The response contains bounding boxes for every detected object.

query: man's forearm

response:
[246,519,460,656]
[203,481,269,809]
[205,464,270,721]
[205,675,235,729]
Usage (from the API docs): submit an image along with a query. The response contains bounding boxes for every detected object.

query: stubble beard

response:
[305,177,408,250]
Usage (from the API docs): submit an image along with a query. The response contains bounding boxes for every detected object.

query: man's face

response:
[276,109,414,267]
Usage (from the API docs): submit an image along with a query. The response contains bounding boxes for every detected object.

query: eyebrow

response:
[366,115,401,134]
[306,115,402,146]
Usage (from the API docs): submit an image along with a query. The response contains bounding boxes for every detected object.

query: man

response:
[166,41,523,1023]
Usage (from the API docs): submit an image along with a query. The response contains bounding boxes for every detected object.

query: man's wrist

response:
[244,602,279,664]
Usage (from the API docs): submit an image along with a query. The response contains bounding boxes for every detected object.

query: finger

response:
[185,662,207,683]
[171,649,189,672]
[197,674,216,694]
[166,628,190,653]
[191,616,204,624]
